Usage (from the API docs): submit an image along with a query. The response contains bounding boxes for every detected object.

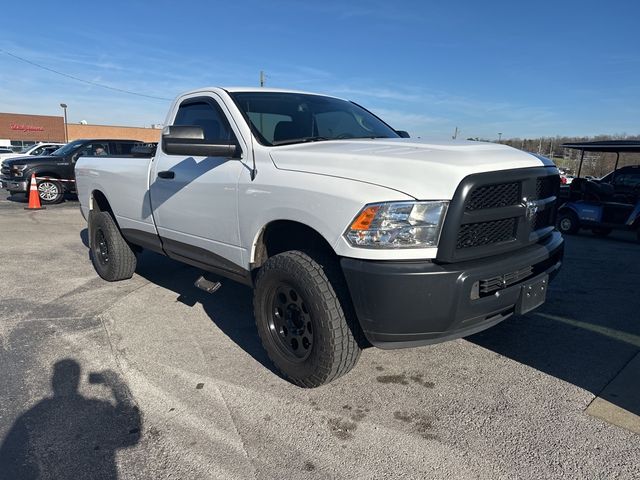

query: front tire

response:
[88,211,137,281]
[253,251,361,387]
[37,179,64,204]
[558,210,580,234]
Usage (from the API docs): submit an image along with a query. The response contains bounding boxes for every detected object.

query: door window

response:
[173,100,234,143]
[76,143,110,157]
[43,146,59,155]
[109,142,136,155]
[613,173,640,188]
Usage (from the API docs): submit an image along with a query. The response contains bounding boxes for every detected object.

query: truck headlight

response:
[344,201,449,248]
[11,164,28,175]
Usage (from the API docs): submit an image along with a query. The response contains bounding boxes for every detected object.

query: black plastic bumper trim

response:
[341,231,564,349]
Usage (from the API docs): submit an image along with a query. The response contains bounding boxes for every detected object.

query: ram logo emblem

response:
[522,197,539,222]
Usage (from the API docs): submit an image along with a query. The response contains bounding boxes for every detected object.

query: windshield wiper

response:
[271,136,330,146]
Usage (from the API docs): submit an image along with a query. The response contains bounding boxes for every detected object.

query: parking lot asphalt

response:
[0,195,638,480]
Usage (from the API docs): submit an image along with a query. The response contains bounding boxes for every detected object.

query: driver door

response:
[149,95,245,274]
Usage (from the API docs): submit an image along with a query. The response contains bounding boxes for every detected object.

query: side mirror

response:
[396,130,410,138]
[162,125,240,158]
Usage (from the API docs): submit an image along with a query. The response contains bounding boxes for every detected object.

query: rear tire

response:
[88,211,137,281]
[253,251,361,387]
[558,210,580,235]
[37,179,64,204]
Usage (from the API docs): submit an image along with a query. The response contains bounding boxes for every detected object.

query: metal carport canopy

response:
[561,140,640,153]
[561,140,640,177]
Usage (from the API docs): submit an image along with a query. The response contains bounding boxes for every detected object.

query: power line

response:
[0,48,172,101]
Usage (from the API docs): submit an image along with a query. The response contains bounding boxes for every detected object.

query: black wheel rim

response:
[95,229,110,266]
[268,284,314,362]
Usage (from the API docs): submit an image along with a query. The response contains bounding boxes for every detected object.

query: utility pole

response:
[260,71,265,87]
[452,126,458,140]
[538,137,542,154]
[59,103,68,142]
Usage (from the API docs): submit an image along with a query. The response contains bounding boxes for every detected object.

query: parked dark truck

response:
[75,87,565,387]
[0,139,151,204]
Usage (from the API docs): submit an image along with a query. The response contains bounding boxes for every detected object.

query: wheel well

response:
[89,190,138,250]
[252,220,369,349]
[252,221,336,270]
[91,190,112,214]
[35,172,60,179]
[558,206,576,217]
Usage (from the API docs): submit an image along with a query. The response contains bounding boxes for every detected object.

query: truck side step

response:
[194,275,222,294]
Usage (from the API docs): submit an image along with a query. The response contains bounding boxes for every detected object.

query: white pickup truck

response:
[76,87,564,387]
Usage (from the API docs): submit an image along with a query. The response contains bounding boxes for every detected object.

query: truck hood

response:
[0,153,23,162]
[269,139,553,199]
[2,155,59,166]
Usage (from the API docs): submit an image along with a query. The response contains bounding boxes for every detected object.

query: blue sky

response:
[1,0,638,140]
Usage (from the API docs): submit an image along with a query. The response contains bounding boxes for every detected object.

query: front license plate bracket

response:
[516,274,548,315]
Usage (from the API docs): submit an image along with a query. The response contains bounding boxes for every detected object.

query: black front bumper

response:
[0,177,28,192]
[341,231,564,349]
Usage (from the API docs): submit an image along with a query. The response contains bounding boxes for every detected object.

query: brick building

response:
[67,123,161,143]
[0,112,161,149]
[0,113,65,146]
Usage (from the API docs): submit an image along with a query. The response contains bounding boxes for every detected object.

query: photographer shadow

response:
[0,359,141,480]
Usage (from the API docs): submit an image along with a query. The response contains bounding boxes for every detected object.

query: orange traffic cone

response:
[24,173,45,210]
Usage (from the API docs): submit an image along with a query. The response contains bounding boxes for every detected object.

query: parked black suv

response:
[1,139,153,204]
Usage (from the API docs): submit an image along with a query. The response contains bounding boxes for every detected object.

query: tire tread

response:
[89,211,137,281]
[254,250,360,387]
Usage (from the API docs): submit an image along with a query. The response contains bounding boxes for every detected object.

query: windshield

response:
[18,145,35,153]
[229,92,400,146]
[50,140,85,156]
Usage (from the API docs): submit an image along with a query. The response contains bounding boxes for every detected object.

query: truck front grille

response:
[533,208,554,231]
[465,182,520,211]
[479,265,534,295]
[536,176,557,200]
[437,167,560,263]
[456,218,517,249]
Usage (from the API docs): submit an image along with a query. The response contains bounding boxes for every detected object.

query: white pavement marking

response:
[534,312,640,348]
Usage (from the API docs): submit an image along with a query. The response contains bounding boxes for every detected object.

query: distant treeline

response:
[469,134,640,177]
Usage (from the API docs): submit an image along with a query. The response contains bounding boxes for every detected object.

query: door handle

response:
[158,171,175,179]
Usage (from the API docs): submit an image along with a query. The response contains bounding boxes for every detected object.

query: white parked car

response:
[76,87,564,387]
[0,142,65,162]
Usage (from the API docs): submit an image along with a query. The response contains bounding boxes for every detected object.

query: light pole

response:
[498,132,503,143]
[60,103,68,142]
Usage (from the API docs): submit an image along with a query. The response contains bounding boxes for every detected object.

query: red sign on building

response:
[0,112,64,142]
[10,123,45,133]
